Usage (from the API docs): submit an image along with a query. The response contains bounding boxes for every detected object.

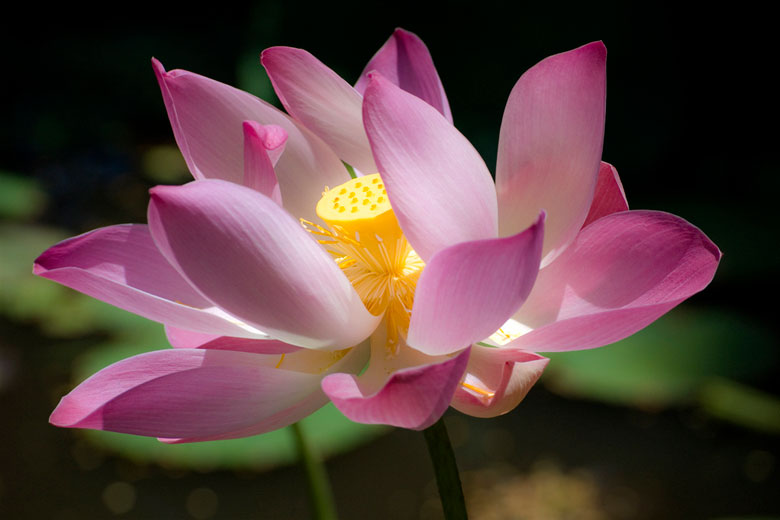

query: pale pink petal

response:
[165,325,301,354]
[33,224,266,338]
[407,213,545,355]
[355,28,452,122]
[51,345,368,439]
[322,334,470,429]
[148,180,380,349]
[261,47,376,173]
[511,210,721,351]
[363,73,497,260]
[152,58,347,222]
[451,347,548,418]
[243,121,285,205]
[496,42,607,265]
[582,161,628,228]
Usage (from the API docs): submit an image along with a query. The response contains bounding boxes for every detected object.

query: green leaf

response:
[543,307,778,407]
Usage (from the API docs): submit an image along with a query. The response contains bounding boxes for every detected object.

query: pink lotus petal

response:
[451,347,548,418]
[165,325,301,354]
[50,349,323,438]
[152,58,347,222]
[148,179,380,349]
[261,47,376,173]
[512,210,721,351]
[322,336,470,430]
[363,73,497,261]
[496,42,607,265]
[242,121,285,205]
[355,28,452,122]
[582,161,628,228]
[52,344,368,440]
[407,213,545,355]
[33,224,266,338]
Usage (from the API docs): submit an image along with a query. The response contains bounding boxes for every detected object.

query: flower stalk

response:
[423,417,468,520]
[290,421,339,520]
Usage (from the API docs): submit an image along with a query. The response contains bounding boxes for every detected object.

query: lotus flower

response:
[36,29,720,441]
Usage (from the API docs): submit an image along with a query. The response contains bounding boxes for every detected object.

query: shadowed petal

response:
[243,121,285,205]
[33,224,267,338]
[496,42,607,265]
[262,47,375,173]
[451,347,548,418]
[322,328,470,429]
[165,325,301,354]
[582,161,628,228]
[363,73,497,261]
[148,180,380,350]
[511,210,721,351]
[407,213,544,355]
[152,58,347,222]
[355,28,452,122]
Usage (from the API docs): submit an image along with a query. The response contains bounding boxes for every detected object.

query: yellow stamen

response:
[461,381,496,399]
[275,353,286,369]
[303,173,424,357]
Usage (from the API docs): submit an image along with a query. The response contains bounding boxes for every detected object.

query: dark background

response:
[2,2,777,519]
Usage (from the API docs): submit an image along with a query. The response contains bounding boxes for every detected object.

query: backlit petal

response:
[242,121,285,205]
[582,161,628,228]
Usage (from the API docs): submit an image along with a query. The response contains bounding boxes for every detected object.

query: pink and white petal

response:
[407,213,544,356]
[451,347,548,418]
[582,161,628,228]
[243,121,285,205]
[496,42,607,265]
[161,339,371,442]
[165,325,301,354]
[152,59,347,222]
[355,28,452,122]
[33,224,267,338]
[363,73,497,261]
[261,47,376,173]
[322,327,470,429]
[511,210,721,352]
[50,348,326,438]
[148,180,380,350]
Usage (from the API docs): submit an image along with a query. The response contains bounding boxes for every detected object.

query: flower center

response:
[302,173,424,355]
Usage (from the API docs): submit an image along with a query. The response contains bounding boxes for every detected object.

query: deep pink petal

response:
[261,47,375,173]
[355,28,452,122]
[451,347,548,418]
[496,42,607,265]
[322,341,470,430]
[33,224,266,338]
[243,121,285,205]
[363,73,497,261]
[152,58,347,222]
[407,213,545,355]
[582,161,628,228]
[148,180,380,349]
[165,325,301,354]
[511,210,721,351]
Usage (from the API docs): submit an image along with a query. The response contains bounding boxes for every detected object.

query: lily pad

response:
[543,307,778,408]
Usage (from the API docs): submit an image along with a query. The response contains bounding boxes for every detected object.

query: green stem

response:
[290,421,339,520]
[423,417,468,520]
